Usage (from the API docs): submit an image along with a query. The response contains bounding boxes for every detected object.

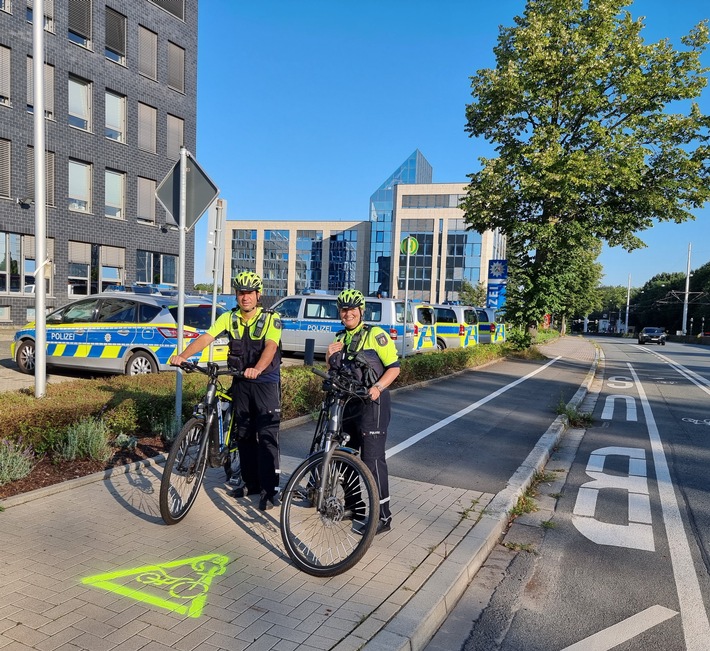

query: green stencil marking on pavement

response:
[81,554,228,618]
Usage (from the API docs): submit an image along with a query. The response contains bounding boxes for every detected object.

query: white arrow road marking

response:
[629,362,710,651]
[560,605,678,650]
[385,356,561,459]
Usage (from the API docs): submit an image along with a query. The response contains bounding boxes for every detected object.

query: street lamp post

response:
[682,243,691,335]
[624,274,631,334]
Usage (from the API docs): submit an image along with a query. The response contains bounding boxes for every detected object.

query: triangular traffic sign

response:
[81,554,229,618]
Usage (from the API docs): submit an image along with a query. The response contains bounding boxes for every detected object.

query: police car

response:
[11,293,229,376]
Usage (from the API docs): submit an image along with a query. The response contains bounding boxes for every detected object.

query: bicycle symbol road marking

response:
[82,554,228,617]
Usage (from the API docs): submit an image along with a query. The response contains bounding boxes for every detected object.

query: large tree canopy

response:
[461,0,710,327]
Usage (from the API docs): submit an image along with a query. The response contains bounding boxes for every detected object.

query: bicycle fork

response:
[315,400,348,512]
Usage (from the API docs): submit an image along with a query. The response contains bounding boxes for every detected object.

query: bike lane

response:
[487,344,710,651]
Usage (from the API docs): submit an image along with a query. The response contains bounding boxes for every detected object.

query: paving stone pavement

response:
[0,334,598,651]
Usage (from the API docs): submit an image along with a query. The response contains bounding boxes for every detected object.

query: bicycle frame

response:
[309,367,369,512]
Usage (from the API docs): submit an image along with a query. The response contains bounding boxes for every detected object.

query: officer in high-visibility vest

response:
[327,288,401,534]
[170,271,282,511]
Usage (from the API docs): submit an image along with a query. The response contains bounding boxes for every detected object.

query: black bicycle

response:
[159,362,242,525]
[279,366,380,577]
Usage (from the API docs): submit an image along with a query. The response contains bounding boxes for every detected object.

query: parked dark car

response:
[638,327,667,345]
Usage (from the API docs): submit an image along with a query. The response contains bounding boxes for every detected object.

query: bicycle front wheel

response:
[280,450,379,577]
[160,417,208,525]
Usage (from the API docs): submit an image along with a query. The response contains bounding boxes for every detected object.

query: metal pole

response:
[208,198,224,361]
[33,10,47,398]
[402,239,411,358]
[681,242,691,335]
[175,146,188,429]
[624,274,631,335]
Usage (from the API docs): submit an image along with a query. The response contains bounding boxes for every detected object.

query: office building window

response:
[68,75,91,131]
[230,230,257,280]
[100,245,124,290]
[296,230,322,293]
[136,250,177,286]
[105,169,124,219]
[104,7,125,64]
[26,57,55,118]
[0,45,10,107]
[68,159,91,212]
[166,114,183,159]
[27,0,55,32]
[263,230,289,298]
[137,102,157,153]
[1,1,10,15]
[138,26,157,80]
[0,139,9,198]
[105,90,125,142]
[328,230,357,292]
[26,146,55,206]
[67,241,91,295]
[167,41,185,93]
[0,232,53,295]
[149,0,184,20]
[68,0,92,47]
[137,177,156,223]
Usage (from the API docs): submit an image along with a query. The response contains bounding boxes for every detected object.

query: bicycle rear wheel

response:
[160,417,208,525]
[280,450,379,577]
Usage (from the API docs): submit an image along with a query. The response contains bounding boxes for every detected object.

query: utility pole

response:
[681,243,691,336]
[624,274,631,335]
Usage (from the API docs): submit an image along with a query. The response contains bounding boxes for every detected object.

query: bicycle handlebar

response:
[179,361,244,379]
[311,366,371,400]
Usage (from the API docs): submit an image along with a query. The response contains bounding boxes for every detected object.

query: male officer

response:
[170,271,282,511]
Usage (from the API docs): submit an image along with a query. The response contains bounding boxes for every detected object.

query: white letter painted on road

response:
[572,447,654,551]
[601,395,638,421]
[607,376,633,390]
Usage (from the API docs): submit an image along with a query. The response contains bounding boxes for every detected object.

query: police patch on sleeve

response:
[273,318,282,330]
[376,333,388,346]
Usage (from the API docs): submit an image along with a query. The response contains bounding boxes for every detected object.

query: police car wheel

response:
[16,340,36,374]
[126,351,157,375]
[436,338,446,352]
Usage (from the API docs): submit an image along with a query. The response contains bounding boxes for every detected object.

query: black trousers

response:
[342,391,392,522]
[232,380,281,497]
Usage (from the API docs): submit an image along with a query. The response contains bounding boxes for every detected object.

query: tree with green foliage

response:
[461,0,710,329]
[458,279,488,306]
[194,283,220,293]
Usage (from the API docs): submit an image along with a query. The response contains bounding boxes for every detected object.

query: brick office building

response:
[0,0,197,326]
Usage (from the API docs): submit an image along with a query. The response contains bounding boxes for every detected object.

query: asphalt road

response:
[458,337,710,651]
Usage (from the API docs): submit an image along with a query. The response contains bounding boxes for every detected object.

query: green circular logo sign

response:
[401,237,419,255]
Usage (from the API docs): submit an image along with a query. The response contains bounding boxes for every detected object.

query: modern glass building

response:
[221,153,505,305]
[368,149,432,297]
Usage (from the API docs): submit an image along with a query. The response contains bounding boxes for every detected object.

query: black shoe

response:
[376,519,392,535]
[230,486,258,499]
[258,491,280,510]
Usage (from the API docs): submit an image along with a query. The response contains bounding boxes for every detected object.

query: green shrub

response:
[0,438,35,486]
[54,418,112,463]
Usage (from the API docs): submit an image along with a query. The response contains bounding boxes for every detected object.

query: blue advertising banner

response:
[487,260,508,310]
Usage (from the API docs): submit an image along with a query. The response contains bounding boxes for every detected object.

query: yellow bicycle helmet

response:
[232,271,263,292]
[336,288,365,310]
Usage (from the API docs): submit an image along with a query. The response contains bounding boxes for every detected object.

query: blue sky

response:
[194,0,709,289]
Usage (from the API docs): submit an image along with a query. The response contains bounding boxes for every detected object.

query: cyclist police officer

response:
[326,288,400,534]
[170,271,282,511]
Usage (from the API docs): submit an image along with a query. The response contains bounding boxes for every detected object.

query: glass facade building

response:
[368,150,432,297]
[295,230,323,293]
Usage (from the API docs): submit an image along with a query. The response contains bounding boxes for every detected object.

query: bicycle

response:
[159,362,243,525]
[279,365,380,577]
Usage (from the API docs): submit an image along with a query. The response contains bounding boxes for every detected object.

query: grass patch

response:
[541,520,556,529]
[556,398,593,427]
[503,542,537,553]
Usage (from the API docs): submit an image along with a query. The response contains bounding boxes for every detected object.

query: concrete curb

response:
[361,342,601,651]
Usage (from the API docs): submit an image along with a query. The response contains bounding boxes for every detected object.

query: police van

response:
[411,303,437,352]
[271,295,416,357]
[432,304,479,350]
[475,307,506,344]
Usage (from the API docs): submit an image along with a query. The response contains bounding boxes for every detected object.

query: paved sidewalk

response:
[0,335,598,651]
